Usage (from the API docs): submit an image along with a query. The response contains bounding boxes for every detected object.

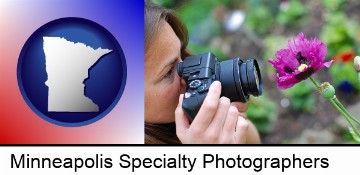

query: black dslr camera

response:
[177,52,262,121]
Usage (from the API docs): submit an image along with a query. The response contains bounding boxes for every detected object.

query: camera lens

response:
[244,59,262,96]
[218,58,262,102]
[255,69,260,90]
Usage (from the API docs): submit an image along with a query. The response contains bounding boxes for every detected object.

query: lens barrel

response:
[245,59,262,96]
[219,58,262,102]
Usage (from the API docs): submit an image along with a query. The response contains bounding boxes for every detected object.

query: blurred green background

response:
[151,0,360,144]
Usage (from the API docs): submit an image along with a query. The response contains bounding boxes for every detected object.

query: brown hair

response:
[144,1,189,144]
[145,1,190,59]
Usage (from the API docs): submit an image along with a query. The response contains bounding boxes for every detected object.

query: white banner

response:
[0,146,358,174]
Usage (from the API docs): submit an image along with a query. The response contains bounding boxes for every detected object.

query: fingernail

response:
[212,81,221,88]
[238,116,247,123]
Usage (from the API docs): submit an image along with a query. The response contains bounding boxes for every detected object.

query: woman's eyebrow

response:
[158,57,178,75]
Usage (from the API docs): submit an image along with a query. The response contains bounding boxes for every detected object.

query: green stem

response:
[328,98,360,138]
[333,97,360,126]
[358,73,360,89]
[309,77,321,90]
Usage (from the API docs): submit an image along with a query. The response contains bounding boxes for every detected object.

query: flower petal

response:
[277,73,301,89]
[323,60,334,68]
[275,48,299,68]
[308,52,325,72]
[288,32,306,56]
[294,67,314,81]
[302,39,327,67]
[268,48,299,77]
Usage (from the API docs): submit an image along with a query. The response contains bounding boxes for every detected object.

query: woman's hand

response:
[175,81,249,144]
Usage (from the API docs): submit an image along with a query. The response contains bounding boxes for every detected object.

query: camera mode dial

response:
[189,80,202,89]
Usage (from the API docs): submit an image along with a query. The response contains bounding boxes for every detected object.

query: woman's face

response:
[145,21,186,123]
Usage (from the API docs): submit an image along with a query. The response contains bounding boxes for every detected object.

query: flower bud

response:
[354,56,360,72]
[320,82,335,99]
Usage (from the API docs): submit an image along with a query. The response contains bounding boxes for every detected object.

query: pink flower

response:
[268,32,333,89]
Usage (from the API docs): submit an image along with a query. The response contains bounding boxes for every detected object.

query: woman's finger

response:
[175,94,190,137]
[234,116,249,143]
[221,105,239,141]
[205,97,231,137]
[231,102,248,112]
[239,112,247,119]
[191,81,222,131]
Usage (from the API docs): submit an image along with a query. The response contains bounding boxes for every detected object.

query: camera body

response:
[177,52,262,121]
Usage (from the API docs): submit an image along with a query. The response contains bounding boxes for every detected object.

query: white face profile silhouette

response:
[43,36,112,112]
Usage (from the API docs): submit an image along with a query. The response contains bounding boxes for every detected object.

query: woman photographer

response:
[145,1,260,144]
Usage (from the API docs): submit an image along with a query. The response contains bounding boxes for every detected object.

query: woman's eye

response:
[164,68,174,78]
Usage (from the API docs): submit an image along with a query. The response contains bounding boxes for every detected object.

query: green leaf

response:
[322,0,346,11]
[246,93,278,133]
[244,4,274,35]
[276,0,307,25]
